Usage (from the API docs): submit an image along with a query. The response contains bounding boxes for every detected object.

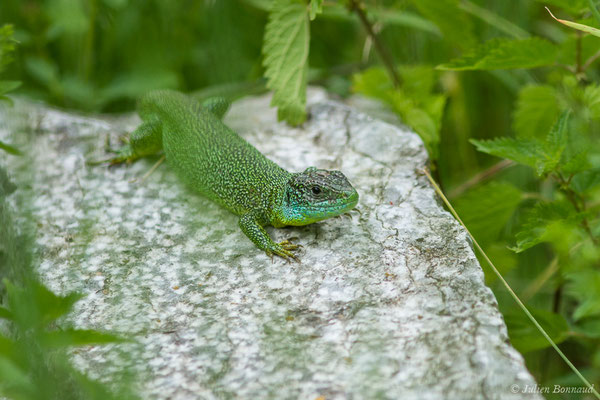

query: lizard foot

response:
[87,145,136,166]
[266,239,302,262]
[104,146,137,165]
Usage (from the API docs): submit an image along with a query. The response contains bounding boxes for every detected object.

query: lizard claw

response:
[266,239,302,262]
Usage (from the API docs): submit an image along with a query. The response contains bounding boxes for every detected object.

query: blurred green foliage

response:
[0,166,138,400]
[2,0,600,396]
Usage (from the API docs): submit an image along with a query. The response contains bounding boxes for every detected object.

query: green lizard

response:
[108,90,358,260]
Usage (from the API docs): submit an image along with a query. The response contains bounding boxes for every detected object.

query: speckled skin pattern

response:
[117,90,358,258]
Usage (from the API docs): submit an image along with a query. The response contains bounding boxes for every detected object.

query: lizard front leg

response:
[109,119,163,164]
[238,211,300,261]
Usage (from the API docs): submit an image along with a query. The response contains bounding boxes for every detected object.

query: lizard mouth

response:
[303,190,359,215]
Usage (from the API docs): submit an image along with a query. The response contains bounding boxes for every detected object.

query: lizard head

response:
[279,167,358,226]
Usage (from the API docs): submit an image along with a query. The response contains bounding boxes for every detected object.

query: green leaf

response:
[309,0,322,21]
[472,113,570,176]
[454,182,522,245]
[561,152,591,174]
[262,0,310,125]
[0,355,34,397]
[470,137,543,168]
[352,66,446,160]
[513,85,560,139]
[504,307,570,352]
[0,25,17,73]
[410,0,475,48]
[33,283,83,325]
[536,111,569,176]
[42,329,127,348]
[546,7,600,38]
[4,279,83,328]
[25,57,60,88]
[437,38,558,70]
[0,80,21,95]
[0,140,22,156]
[352,67,393,100]
[574,317,600,338]
[512,201,577,252]
[582,83,600,118]
[571,168,600,193]
[369,9,441,36]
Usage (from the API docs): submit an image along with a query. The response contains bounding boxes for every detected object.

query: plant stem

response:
[348,0,402,88]
[582,48,600,71]
[576,32,583,74]
[555,173,598,245]
[83,0,98,82]
[552,282,563,313]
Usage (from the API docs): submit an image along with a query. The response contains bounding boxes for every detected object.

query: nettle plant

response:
[259,0,600,392]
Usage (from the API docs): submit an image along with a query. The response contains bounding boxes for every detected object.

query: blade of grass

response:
[546,7,600,38]
[421,168,600,399]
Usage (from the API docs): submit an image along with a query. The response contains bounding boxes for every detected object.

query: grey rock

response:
[0,90,541,400]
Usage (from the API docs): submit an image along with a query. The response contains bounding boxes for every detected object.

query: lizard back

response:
[139,90,291,216]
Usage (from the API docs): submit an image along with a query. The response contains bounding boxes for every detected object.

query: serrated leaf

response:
[470,137,543,168]
[547,7,600,38]
[504,307,570,352]
[561,151,591,174]
[4,279,83,328]
[437,38,558,70]
[262,0,310,125]
[512,201,577,252]
[410,0,475,48]
[572,168,600,193]
[536,111,569,175]
[513,85,560,139]
[0,25,17,73]
[582,83,600,118]
[454,182,522,245]
[309,0,322,21]
[472,113,570,177]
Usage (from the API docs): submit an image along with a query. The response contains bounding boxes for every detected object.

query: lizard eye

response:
[311,186,322,195]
